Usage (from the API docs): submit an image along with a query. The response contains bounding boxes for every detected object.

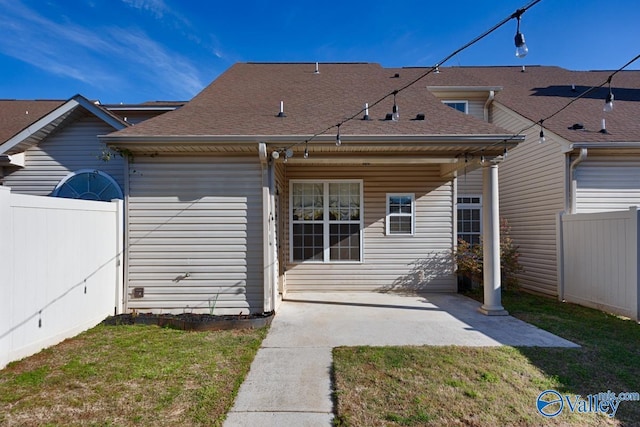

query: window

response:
[457,196,481,245]
[386,193,415,235]
[443,101,469,114]
[52,169,123,201]
[291,181,362,262]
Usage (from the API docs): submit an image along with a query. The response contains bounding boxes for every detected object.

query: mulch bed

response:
[102,311,274,331]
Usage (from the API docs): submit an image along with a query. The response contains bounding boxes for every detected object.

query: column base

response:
[478,305,509,316]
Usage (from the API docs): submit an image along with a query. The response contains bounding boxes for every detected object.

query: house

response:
[101,62,524,316]
[0,95,184,200]
[421,66,640,298]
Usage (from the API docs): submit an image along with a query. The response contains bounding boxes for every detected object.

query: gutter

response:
[483,90,495,123]
[101,133,524,146]
[568,148,588,214]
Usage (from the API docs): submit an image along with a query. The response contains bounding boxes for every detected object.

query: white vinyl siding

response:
[457,168,483,195]
[126,157,264,314]
[575,159,640,213]
[2,115,124,196]
[492,103,566,296]
[283,164,455,292]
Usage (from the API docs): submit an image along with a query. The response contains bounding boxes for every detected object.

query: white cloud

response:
[120,0,168,19]
[0,0,204,99]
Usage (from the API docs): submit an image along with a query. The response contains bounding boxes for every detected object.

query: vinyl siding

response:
[283,164,456,292]
[457,168,483,195]
[493,104,566,296]
[126,156,264,314]
[2,115,124,195]
[575,158,640,213]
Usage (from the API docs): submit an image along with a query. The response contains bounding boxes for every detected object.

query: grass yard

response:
[0,323,267,426]
[333,290,640,426]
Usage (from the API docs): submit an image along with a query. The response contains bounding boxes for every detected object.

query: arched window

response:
[52,169,123,201]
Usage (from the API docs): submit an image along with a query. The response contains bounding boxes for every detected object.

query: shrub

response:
[454,218,523,290]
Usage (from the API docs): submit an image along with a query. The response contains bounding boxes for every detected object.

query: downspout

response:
[258,142,273,313]
[483,90,495,122]
[568,148,588,214]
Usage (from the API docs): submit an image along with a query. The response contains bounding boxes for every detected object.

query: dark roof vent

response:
[393,73,400,78]
[569,123,584,130]
[385,113,394,120]
[414,113,426,121]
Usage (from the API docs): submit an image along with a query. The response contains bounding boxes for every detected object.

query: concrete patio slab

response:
[224,292,578,426]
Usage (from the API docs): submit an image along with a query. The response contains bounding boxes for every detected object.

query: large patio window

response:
[291,180,362,262]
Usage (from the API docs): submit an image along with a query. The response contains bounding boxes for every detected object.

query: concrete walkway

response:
[224,292,578,426]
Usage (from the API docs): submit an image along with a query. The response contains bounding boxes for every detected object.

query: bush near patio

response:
[454,218,524,289]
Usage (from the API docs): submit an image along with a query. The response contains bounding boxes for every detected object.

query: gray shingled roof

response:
[0,99,65,143]
[110,62,513,139]
[420,65,640,143]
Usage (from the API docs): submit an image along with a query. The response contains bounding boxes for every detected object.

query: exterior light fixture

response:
[514,14,528,58]
[392,91,399,121]
[271,150,280,159]
[604,90,614,113]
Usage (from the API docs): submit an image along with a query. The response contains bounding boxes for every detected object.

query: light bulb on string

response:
[538,121,546,143]
[604,82,614,112]
[514,14,528,58]
[392,91,399,121]
[336,124,342,146]
[304,141,309,159]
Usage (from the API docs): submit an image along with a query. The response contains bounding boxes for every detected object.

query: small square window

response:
[386,194,415,235]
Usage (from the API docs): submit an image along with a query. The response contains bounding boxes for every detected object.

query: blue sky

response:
[0,0,638,104]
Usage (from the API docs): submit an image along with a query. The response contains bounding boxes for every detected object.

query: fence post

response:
[113,199,124,315]
[633,206,640,323]
[556,211,565,302]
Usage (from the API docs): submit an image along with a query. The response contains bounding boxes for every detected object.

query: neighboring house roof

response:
[422,66,640,144]
[107,62,515,141]
[0,99,64,144]
[0,94,128,156]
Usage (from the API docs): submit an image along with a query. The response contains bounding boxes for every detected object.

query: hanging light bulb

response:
[336,124,342,146]
[604,89,614,113]
[514,15,528,58]
[392,91,399,121]
[538,121,546,143]
[304,141,309,159]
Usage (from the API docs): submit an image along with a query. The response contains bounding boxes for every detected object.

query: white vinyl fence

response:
[0,187,123,369]
[558,207,639,321]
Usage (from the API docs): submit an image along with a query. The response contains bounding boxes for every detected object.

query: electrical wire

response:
[279,0,543,153]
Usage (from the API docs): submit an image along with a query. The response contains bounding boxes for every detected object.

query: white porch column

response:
[478,161,508,316]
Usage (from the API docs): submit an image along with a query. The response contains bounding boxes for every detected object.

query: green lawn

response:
[333,290,640,426]
[0,323,267,426]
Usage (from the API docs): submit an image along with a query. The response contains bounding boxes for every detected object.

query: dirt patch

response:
[102,312,274,331]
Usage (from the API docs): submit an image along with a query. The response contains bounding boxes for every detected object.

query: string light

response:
[538,120,545,143]
[514,12,529,58]
[604,78,614,112]
[304,141,309,159]
[392,91,400,121]
[270,0,542,159]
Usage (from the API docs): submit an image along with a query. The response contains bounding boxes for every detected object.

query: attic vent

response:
[385,113,394,120]
[569,123,584,130]
[314,62,320,74]
[393,73,400,78]
[414,113,426,121]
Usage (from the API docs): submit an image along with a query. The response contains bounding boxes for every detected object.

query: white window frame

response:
[289,179,364,264]
[386,193,415,236]
[443,100,469,114]
[456,195,482,245]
